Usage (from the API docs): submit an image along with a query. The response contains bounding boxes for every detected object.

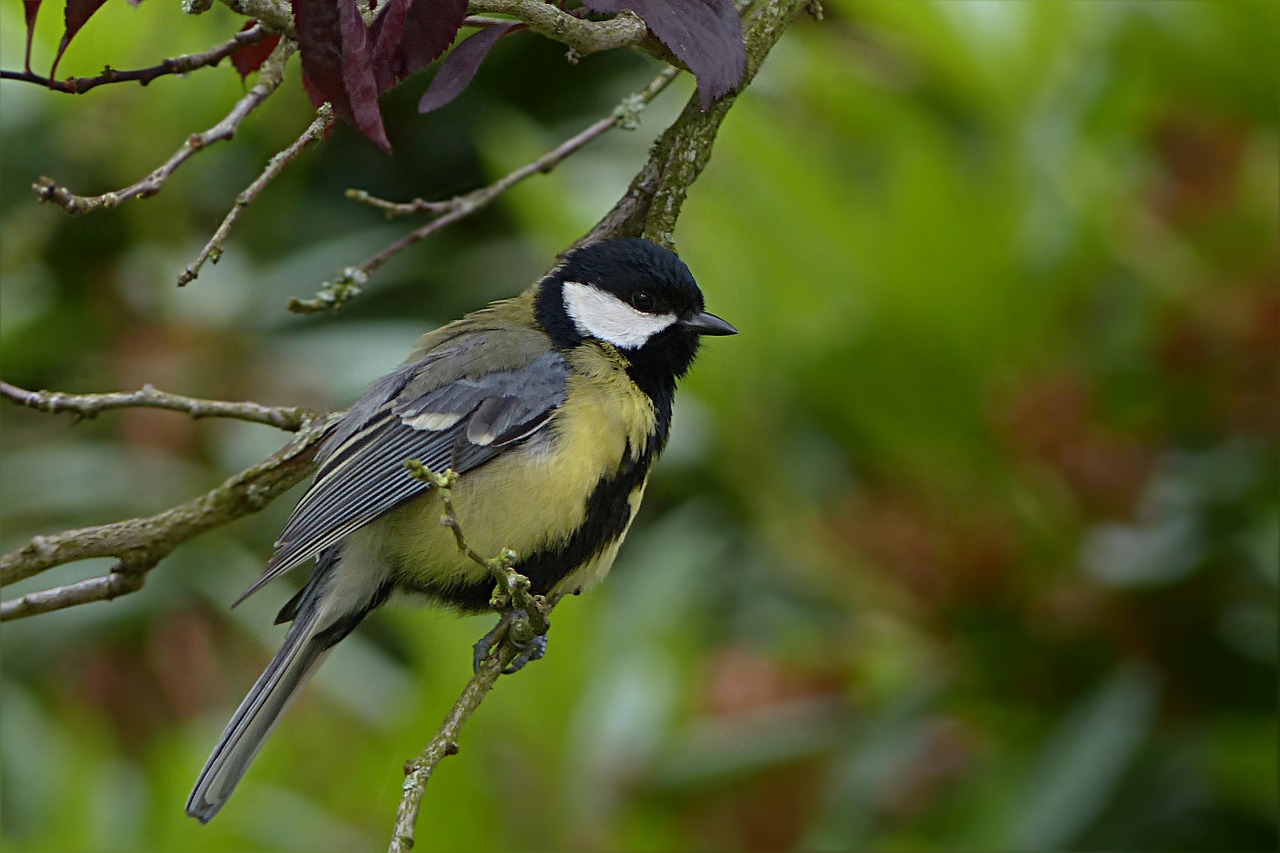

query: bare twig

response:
[1,565,149,621]
[289,66,680,314]
[32,38,297,216]
[387,639,522,853]
[178,104,336,286]
[0,381,314,430]
[0,24,272,94]
[390,460,556,853]
[0,412,340,601]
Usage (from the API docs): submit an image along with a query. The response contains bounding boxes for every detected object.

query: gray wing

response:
[233,343,569,605]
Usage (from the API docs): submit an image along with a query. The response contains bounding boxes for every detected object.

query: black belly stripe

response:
[407,436,658,613]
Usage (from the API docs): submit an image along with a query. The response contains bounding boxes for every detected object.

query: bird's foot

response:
[473,607,550,675]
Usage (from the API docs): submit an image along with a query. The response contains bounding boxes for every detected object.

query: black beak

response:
[681,311,738,336]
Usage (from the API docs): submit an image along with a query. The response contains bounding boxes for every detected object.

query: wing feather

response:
[233,343,569,606]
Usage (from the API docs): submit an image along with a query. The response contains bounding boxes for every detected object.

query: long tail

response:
[185,602,333,823]
[186,551,379,823]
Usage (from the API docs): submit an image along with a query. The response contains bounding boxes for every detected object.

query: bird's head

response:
[535,238,737,385]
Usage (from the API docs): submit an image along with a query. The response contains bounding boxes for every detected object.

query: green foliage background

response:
[1,2,1275,851]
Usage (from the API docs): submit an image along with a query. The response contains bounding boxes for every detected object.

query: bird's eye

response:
[630,291,655,312]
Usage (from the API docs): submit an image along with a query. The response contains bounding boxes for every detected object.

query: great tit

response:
[186,238,736,822]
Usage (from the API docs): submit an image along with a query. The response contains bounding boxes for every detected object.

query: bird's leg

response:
[471,554,552,674]
[403,460,552,674]
[472,607,550,674]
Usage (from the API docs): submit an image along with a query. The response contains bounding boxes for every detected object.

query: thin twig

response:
[178,104,336,286]
[0,24,272,94]
[289,66,680,314]
[387,641,518,853]
[0,381,314,430]
[391,463,555,853]
[1,565,148,621]
[32,38,297,216]
[0,412,340,597]
[387,592,561,853]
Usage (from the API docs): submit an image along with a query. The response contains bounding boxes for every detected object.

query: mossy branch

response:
[0,410,341,618]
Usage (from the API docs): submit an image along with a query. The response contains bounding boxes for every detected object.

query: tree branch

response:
[178,104,336,287]
[583,0,809,249]
[1,565,149,621]
[0,412,340,605]
[31,38,297,216]
[0,381,314,430]
[387,637,528,853]
[218,0,296,36]
[467,0,670,62]
[0,24,272,94]
[288,66,680,314]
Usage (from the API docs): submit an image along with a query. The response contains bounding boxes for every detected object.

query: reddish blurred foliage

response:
[1146,111,1245,228]
[111,325,202,455]
[826,489,1020,611]
[145,608,227,720]
[699,645,842,717]
[1034,582,1110,638]
[678,648,841,849]
[1158,282,1280,438]
[681,760,823,851]
[879,717,978,824]
[68,609,225,752]
[995,374,1156,519]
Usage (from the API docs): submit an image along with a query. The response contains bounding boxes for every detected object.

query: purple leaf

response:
[370,0,468,94]
[418,21,520,114]
[295,0,390,152]
[584,0,745,109]
[229,22,281,81]
[23,1,40,74]
[50,0,111,82]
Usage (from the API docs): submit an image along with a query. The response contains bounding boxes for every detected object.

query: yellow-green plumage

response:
[377,300,657,599]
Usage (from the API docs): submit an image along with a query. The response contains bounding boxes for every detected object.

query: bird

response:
[186,237,737,822]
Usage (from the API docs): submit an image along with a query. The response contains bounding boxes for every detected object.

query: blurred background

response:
[1,1,1276,851]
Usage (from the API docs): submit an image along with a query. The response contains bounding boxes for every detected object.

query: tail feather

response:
[185,607,332,823]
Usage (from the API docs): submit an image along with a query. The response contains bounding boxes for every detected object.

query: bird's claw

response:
[472,608,549,674]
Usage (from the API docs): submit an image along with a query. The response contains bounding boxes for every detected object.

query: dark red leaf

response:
[229,22,282,81]
[22,1,40,74]
[418,21,519,114]
[368,0,410,93]
[370,0,468,94]
[50,0,111,81]
[295,0,390,152]
[584,0,745,109]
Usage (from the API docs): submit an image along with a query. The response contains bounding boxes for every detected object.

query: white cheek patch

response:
[562,281,677,349]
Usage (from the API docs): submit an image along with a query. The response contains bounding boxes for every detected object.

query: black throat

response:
[535,280,696,439]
